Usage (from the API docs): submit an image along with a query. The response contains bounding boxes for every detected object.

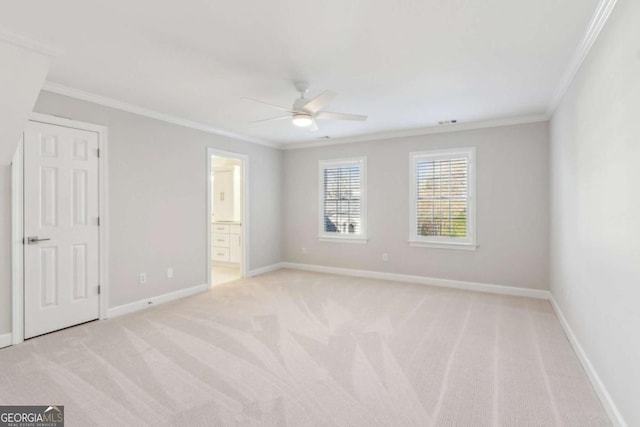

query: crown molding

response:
[0,28,62,57]
[13,0,617,151]
[41,82,548,152]
[282,114,549,150]
[41,81,282,149]
[547,0,618,115]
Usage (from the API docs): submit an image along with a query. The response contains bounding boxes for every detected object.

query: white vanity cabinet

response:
[212,222,241,264]
[212,166,241,222]
[228,224,242,264]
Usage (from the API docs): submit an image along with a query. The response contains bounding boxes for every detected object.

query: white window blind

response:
[319,158,367,242]
[410,148,475,248]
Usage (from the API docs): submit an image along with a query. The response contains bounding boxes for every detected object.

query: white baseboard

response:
[550,296,627,427]
[247,263,285,278]
[107,283,210,318]
[281,262,550,300]
[0,333,13,349]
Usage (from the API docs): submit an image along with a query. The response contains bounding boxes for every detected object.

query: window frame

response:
[318,157,368,243]
[409,147,476,250]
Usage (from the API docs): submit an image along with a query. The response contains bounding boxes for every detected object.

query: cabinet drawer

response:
[212,247,229,261]
[212,233,230,247]
[229,224,242,234]
[212,224,229,233]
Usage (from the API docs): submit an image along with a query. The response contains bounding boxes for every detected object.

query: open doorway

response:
[207,149,248,286]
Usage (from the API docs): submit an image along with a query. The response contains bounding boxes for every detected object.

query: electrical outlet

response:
[167,268,174,278]
[139,273,147,284]
[301,247,307,254]
[382,253,389,262]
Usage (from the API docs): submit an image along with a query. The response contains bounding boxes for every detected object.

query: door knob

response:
[27,236,51,245]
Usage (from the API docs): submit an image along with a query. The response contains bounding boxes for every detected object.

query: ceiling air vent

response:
[319,136,331,139]
[438,120,458,125]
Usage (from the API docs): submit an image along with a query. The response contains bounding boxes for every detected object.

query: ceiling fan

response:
[242,82,367,131]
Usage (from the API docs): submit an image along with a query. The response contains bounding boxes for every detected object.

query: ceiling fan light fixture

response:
[292,113,313,127]
[243,84,367,131]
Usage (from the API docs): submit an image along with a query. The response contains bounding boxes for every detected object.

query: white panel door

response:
[23,121,100,339]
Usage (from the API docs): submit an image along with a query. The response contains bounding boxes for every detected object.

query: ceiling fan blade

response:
[249,115,291,124]
[315,111,368,121]
[242,97,295,113]
[309,120,319,132]
[300,90,337,114]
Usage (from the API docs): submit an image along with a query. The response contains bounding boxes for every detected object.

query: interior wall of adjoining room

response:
[0,90,283,332]
[284,121,550,290]
[549,0,640,424]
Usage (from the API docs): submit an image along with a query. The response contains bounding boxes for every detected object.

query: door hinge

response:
[97,148,100,158]
[97,217,100,226]
[98,285,101,295]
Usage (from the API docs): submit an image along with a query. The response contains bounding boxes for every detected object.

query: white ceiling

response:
[1,0,599,146]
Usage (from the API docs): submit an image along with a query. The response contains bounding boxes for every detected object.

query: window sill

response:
[319,236,368,244]
[408,241,477,251]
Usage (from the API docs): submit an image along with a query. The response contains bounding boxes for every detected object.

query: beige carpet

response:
[0,269,609,426]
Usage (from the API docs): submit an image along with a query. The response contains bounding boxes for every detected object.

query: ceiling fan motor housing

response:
[293,98,309,112]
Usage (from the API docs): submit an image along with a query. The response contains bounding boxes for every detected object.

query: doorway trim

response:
[207,148,249,286]
[11,112,109,345]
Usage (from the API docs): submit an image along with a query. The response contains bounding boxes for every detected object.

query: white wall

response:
[0,166,11,333]
[550,0,640,425]
[0,36,52,336]
[0,91,283,333]
[0,38,51,164]
[284,122,550,290]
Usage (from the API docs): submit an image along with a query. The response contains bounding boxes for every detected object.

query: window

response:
[409,148,476,249]
[319,157,367,242]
